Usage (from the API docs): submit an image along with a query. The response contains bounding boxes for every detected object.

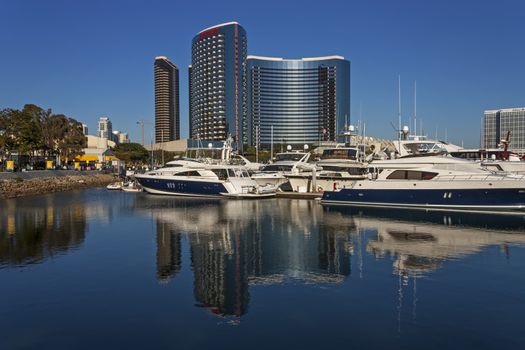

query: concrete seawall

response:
[0,171,115,199]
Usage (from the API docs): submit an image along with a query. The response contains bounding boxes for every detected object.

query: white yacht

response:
[251,151,311,189]
[394,134,525,175]
[322,158,525,212]
[135,160,277,198]
[286,146,368,192]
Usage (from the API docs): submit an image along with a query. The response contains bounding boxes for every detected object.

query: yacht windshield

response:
[403,142,446,155]
[321,149,357,160]
[261,164,293,172]
[274,153,306,161]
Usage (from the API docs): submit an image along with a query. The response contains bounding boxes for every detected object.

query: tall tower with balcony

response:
[154,56,180,143]
[190,22,247,150]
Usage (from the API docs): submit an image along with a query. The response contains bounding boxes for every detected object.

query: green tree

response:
[59,118,86,160]
[41,111,65,158]
[0,104,87,165]
[113,143,149,165]
[17,104,45,156]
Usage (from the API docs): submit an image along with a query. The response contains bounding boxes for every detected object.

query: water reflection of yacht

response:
[325,206,525,276]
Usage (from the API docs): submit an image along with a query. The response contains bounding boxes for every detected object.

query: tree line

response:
[0,104,86,164]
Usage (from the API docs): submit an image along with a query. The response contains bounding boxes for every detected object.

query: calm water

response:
[1,189,525,349]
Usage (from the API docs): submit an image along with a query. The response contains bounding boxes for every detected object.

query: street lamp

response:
[136,120,145,146]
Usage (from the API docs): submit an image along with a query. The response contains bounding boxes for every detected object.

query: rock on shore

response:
[0,174,115,199]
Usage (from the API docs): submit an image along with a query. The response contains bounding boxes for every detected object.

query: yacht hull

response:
[136,176,228,197]
[321,188,525,212]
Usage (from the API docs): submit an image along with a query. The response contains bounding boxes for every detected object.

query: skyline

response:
[1,0,524,147]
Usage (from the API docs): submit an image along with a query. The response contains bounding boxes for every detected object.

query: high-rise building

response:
[81,123,88,135]
[188,65,193,137]
[247,56,350,147]
[97,117,112,140]
[190,22,247,150]
[482,108,525,153]
[154,56,180,143]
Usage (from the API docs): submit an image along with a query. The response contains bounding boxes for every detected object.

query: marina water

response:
[1,189,525,349]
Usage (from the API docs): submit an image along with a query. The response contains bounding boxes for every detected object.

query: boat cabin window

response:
[386,170,438,180]
[274,153,307,162]
[403,142,445,155]
[261,164,293,172]
[174,170,201,177]
[321,149,357,160]
[211,169,228,180]
[163,163,183,168]
[322,165,367,175]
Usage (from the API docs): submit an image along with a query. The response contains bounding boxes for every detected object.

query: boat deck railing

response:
[435,174,525,181]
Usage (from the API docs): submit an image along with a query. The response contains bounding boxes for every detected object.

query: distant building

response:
[247,56,350,147]
[482,108,525,153]
[97,117,112,140]
[190,22,247,150]
[78,135,116,165]
[82,123,88,135]
[110,130,130,144]
[118,132,129,144]
[112,130,120,144]
[154,56,180,143]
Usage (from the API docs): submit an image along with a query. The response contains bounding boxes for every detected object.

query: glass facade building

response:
[154,56,180,143]
[247,56,350,147]
[482,108,525,153]
[190,22,247,150]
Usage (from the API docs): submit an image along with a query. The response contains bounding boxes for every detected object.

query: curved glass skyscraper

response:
[247,56,350,147]
[190,22,247,150]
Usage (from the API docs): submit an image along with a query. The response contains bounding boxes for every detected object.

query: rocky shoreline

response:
[0,173,115,199]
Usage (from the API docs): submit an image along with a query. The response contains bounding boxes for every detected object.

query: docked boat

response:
[135,161,277,198]
[321,161,525,213]
[286,146,368,192]
[394,133,525,175]
[121,181,143,192]
[106,182,122,190]
[251,151,311,189]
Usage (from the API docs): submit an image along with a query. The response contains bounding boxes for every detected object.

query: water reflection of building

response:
[0,194,88,267]
[156,221,182,283]
[136,197,354,318]
[190,228,249,317]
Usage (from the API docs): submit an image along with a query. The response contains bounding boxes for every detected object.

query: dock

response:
[276,192,323,199]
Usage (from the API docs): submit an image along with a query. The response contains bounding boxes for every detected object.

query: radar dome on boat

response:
[349,125,355,132]
[402,126,409,134]
[303,144,309,150]
[208,143,213,148]
[287,145,292,151]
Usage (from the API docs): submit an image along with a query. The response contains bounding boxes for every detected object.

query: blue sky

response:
[1,0,524,147]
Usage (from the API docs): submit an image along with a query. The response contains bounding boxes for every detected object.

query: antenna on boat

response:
[413,80,417,138]
[398,75,402,152]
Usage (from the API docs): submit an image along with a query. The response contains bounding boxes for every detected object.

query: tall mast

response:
[414,80,417,137]
[398,75,401,141]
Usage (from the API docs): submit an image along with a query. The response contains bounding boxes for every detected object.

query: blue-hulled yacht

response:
[135,160,276,198]
[321,158,525,213]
